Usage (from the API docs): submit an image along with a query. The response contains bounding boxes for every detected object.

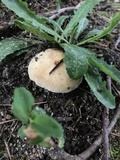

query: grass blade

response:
[62,0,100,37]
[78,12,120,45]
[2,0,67,43]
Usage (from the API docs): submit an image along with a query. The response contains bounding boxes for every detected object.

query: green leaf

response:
[56,16,69,27]
[31,107,46,119]
[0,38,31,61]
[2,0,67,43]
[85,66,115,109]
[85,29,103,38]
[61,44,92,79]
[18,125,27,138]
[31,114,63,139]
[40,17,64,33]
[88,56,120,84]
[12,87,34,124]
[29,136,43,145]
[62,0,100,36]
[1,0,37,22]
[14,19,55,41]
[79,12,120,45]
[75,18,89,40]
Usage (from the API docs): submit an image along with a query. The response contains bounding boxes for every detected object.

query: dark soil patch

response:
[0,0,120,160]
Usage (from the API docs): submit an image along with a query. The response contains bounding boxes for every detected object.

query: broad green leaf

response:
[29,136,43,145]
[85,66,115,109]
[62,0,100,36]
[0,38,32,61]
[75,18,89,40]
[31,107,46,119]
[29,136,53,147]
[79,12,120,45]
[18,125,27,138]
[39,139,54,148]
[31,114,63,139]
[30,108,64,147]
[12,87,34,124]
[61,44,91,79]
[88,56,120,84]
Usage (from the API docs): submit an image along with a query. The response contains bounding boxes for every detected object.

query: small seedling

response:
[12,87,64,148]
[1,0,120,109]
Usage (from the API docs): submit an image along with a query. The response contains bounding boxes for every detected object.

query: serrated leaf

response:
[31,114,63,139]
[0,38,31,61]
[75,17,89,40]
[2,0,67,43]
[12,87,34,124]
[79,11,120,45]
[88,56,120,84]
[41,17,63,33]
[15,18,64,42]
[85,66,115,109]
[18,125,27,138]
[61,44,92,79]
[55,16,69,34]
[62,0,100,36]
[14,19,55,41]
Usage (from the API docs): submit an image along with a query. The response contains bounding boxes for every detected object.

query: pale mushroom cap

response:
[28,49,82,93]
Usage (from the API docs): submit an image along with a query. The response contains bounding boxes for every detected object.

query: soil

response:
[0,0,120,160]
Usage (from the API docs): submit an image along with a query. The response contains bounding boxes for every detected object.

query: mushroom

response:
[28,49,82,93]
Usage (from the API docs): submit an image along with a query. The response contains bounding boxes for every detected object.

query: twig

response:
[47,103,120,160]
[102,76,111,160]
[49,59,63,74]
[4,139,12,160]
[0,101,47,107]
[49,3,81,19]
[0,119,16,125]
[34,101,47,105]
[8,121,19,142]
[78,104,120,160]
[0,104,12,107]
[112,84,120,97]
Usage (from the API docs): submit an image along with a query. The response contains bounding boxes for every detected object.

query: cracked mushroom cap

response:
[28,49,82,93]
